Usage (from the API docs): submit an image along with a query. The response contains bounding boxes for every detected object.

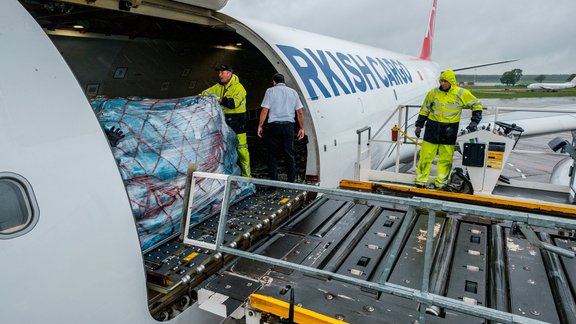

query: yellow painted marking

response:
[339,179,576,217]
[280,198,290,204]
[339,179,374,191]
[182,252,199,262]
[250,294,347,324]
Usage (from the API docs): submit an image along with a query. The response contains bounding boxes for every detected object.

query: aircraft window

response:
[0,173,39,238]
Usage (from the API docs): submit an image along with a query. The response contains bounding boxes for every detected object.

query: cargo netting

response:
[92,95,254,250]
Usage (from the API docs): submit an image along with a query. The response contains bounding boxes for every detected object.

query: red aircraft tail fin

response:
[419,0,438,61]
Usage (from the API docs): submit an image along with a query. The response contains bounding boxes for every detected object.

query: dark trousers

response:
[266,122,296,182]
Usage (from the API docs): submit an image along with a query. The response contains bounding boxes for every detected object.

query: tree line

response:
[499,69,576,86]
[500,69,523,86]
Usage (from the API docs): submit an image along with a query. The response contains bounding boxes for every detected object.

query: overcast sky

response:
[222,0,576,75]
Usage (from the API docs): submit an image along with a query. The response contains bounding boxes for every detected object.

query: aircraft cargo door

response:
[171,0,228,11]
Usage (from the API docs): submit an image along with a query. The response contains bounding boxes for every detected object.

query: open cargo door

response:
[171,0,228,11]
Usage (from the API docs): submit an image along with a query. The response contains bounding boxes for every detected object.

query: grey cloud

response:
[222,0,576,74]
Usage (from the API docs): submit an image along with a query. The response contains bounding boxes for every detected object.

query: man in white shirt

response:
[257,73,305,182]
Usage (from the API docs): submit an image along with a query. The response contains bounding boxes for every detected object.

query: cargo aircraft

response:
[2,0,576,323]
[527,75,576,91]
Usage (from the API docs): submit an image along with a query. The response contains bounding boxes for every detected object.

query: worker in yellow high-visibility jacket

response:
[202,64,251,177]
[414,70,482,188]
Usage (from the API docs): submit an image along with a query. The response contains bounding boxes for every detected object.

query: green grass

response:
[467,85,576,99]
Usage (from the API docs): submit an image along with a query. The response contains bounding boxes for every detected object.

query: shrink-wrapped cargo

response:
[92,95,254,250]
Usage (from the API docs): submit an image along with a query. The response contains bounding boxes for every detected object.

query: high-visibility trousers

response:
[415,141,455,187]
[236,132,251,177]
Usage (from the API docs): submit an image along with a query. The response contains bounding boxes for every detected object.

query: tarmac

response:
[467,97,574,183]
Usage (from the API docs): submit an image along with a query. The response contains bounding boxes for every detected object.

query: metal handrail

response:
[355,126,372,180]
[371,104,421,141]
[358,105,576,180]
[356,104,421,175]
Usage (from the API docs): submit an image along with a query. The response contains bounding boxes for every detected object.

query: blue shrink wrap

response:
[92,95,254,250]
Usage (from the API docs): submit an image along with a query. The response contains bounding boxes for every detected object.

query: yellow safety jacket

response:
[202,74,247,115]
[201,74,251,176]
[201,74,247,134]
[416,70,482,144]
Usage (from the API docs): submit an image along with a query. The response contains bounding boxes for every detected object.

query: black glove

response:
[105,126,125,147]
[415,127,422,138]
[466,122,478,132]
[220,97,235,109]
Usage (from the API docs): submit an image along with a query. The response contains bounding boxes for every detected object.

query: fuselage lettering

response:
[367,57,389,88]
[336,52,366,92]
[276,45,331,100]
[277,45,413,100]
[305,48,351,96]
[350,55,379,90]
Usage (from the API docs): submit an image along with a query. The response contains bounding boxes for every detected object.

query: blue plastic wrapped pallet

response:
[92,95,254,250]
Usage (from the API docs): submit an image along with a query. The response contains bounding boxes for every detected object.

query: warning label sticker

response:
[487,151,503,169]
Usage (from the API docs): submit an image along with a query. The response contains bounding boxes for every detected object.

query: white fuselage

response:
[0,2,440,322]
[527,76,576,91]
[3,1,574,323]
[0,1,433,323]
[236,18,440,187]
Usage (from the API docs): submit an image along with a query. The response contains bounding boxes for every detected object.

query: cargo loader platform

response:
[147,174,576,323]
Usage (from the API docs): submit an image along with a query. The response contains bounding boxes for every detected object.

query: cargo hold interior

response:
[21,0,309,181]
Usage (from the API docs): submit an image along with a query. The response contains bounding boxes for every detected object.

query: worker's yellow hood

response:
[439,70,457,86]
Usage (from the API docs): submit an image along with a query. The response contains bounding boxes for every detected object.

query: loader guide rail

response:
[178,172,576,323]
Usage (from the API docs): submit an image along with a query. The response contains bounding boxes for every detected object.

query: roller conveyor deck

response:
[146,175,576,323]
[214,193,576,323]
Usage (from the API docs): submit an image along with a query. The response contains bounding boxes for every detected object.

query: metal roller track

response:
[147,184,576,323]
[218,194,576,323]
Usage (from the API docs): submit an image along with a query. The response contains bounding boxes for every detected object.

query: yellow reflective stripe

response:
[421,105,431,114]
[435,88,464,122]
[422,89,439,115]
[415,176,428,183]
[455,88,464,105]
[431,101,443,115]
[224,110,246,114]
[469,98,483,111]
[436,174,449,184]
[443,111,461,117]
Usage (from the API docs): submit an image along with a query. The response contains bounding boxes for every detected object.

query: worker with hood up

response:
[414,69,482,188]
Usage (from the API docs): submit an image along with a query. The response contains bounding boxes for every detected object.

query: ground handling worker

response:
[201,64,251,177]
[414,69,482,189]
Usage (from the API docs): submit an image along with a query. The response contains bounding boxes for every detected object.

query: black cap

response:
[215,64,233,72]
